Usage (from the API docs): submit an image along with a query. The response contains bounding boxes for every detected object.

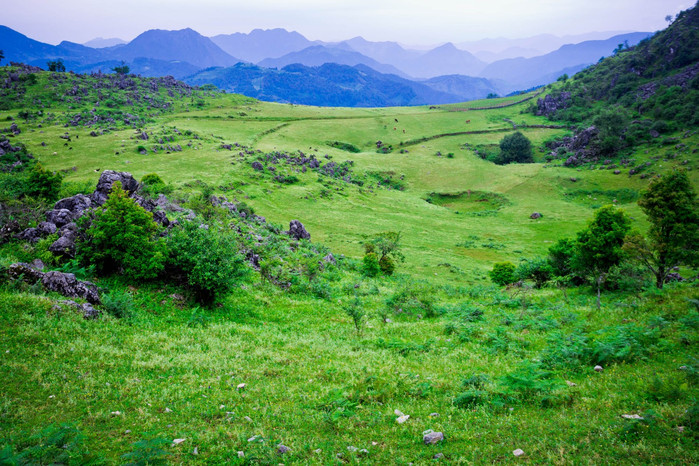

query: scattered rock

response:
[397,415,410,424]
[433,453,444,459]
[237,451,245,458]
[91,170,139,206]
[621,414,644,420]
[288,220,310,240]
[430,413,439,417]
[594,365,603,372]
[172,438,186,445]
[566,381,577,387]
[237,383,246,390]
[530,212,542,219]
[423,431,444,445]
[513,448,525,457]
[251,161,264,171]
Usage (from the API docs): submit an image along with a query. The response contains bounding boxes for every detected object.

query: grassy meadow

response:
[1,71,698,464]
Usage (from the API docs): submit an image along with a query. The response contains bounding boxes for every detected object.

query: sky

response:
[2,0,694,46]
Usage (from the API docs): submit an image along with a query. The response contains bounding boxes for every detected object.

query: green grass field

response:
[1,72,698,464]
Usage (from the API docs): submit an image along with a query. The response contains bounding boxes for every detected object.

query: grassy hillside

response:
[0,55,697,465]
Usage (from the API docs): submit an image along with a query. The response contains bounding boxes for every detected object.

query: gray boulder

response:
[41,271,101,304]
[49,235,76,257]
[37,221,57,236]
[45,209,74,228]
[530,212,542,219]
[54,194,91,216]
[91,170,139,206]
[288,220,310,241]
[16,227,41,243]
[251,161,264,171]
[8,262,44,282]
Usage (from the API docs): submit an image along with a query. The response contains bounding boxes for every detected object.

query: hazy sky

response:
[3,0,694,45]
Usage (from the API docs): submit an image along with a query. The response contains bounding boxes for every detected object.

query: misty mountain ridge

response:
[0,24,652,106]
[83,37,126,48]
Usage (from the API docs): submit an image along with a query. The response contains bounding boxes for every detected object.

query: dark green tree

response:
[497,132,533,164]
[166,221,248,305]
[573,205,630,309]
[112,62,130,75]
[366,231,404,275]
[489,261,516,286]
[77,182,166,280]
[624,171,699,288]
[0,50,4,65]
[46,59,65,72]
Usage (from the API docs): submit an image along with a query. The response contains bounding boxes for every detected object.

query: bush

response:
[378,255,395,275]
[362,253,380,277]
[516,258,553,288]
[25,163,62,201]
[166,221,248,305]
[77,181,166,280]
[489,262,516,286]
[496,132,533,164]
[386,282,436,317]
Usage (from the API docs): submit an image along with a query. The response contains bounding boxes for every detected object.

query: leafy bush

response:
[489,261,516,286]
[140,172,169,197]
[362,252,380,277]
[77,182,166,280]
[378,255,395,275]
[166,221,248,305]
[25,163,62,201]
[516,258,553,288]
[496,132,533,164]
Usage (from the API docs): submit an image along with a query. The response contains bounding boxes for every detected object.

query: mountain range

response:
[0,25,651,106]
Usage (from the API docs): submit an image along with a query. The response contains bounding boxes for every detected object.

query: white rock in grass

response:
[513,449,525,457]
[111,411,122,416]
[566,381,577,387]
[193,447,198,455]
[172,438,186,445]
[164,407,172,413]
[237,451,245,458]
[594,365,603,372]
[396,415,410,424]
[347,446,358,452]
[430,413,440,417]
[621,414,644,420]
[244,416,253,422]
[434,453,444,459]
[237,383,246,390]
[314,449,322,454]
[394,409,404,416]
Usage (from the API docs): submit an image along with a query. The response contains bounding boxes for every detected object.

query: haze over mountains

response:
[0,24,651,106]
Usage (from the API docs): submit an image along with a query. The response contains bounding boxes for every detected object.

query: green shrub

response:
[140,173,168,197]
[362,253,380,277]
[102,289,135,319]
[166,221,248,305]
[516,258,553,288]
[386,282,436,317]
[25,163,62,201]
[489,261,516,286]
[77,181,166,280]
[496,132,533,164]
[378,255,395,275]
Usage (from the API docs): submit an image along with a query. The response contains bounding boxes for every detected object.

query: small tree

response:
[497,132,533,164]
[624,171,699,288]
[46,59,66,72]
[112,62,130,75]
[0,50,4,65]
[367,231,404,275]
[166,221,248,305]
[573,205,630,309]
[77,182,166,280]
[343,296,366,335]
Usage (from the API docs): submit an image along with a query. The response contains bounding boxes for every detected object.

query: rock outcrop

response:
[8,263,101,306]
[288,220,310,241]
